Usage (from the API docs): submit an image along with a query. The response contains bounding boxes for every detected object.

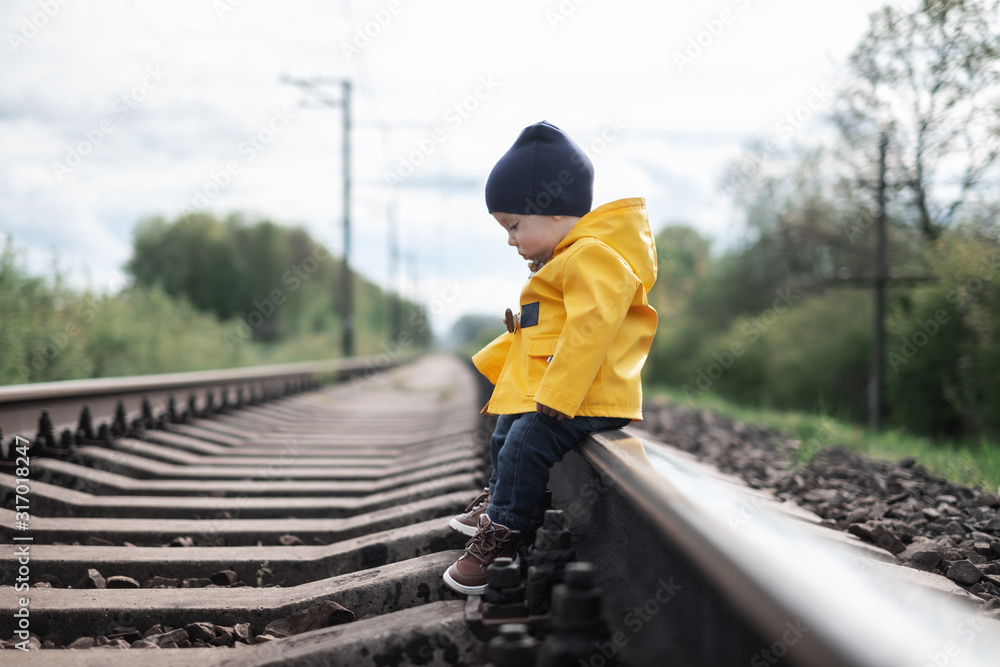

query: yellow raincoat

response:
[473,197,658,419]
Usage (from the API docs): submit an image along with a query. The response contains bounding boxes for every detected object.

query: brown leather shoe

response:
[449,488,491,537]
[443,514,519,595]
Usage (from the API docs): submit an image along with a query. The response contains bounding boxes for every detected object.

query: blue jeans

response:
[485,412,631,532]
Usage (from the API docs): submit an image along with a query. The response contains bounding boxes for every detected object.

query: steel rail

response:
[575,428,1000,667]
[0,354,413,453]
[0,354,484,663]
[7,354,996,664]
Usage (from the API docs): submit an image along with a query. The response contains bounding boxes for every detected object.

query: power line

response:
[280,75,355,358]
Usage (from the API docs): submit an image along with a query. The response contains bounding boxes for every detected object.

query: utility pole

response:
[833,131,930,428]
[870,131,888,431]
[281,75,354,357]
[387,198,401,341]
[341,79,353,357]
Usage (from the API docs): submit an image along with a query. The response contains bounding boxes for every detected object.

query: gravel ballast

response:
[636,399,1000,617]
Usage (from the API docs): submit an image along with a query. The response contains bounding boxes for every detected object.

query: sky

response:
[0,0,893,338]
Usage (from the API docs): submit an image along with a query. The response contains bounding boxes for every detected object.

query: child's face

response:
[493,212,575,266]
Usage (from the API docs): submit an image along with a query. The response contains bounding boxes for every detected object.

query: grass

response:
[0,236,429,386]
[647,385,1000,494]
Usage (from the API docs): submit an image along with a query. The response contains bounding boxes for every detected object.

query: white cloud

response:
[1,0,890,335]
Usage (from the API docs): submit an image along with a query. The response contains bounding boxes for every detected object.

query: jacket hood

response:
[554,197,657,292]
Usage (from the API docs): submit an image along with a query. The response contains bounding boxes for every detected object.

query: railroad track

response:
[3,354,1000,666]
[1,354,487,665]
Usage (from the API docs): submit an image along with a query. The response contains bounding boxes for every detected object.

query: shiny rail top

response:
[580,428,1000,667]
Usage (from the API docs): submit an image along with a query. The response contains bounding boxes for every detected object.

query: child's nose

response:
[507,232,517,246]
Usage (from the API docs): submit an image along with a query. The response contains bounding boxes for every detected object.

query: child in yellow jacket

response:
[443,121,657,595]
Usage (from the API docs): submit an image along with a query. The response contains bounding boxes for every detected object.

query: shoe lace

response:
[465,522,511,564]
[462,489,490,513]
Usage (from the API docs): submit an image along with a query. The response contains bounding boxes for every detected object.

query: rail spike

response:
[539,562,612,666]
[141,398,154,429]
[37,411,56,451]
[112,401,128,437]
[489,624,538,667]
[77,406,94,443]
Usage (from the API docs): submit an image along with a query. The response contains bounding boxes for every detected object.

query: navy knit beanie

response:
[485,121,594,217]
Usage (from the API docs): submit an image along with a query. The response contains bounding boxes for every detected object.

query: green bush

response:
[886,229,1000,436]
[644,314,717,391]
[126,213,430,356]
[695,319,771,407]
[0,227,429,387]
[758,289,871,419]
[0,237,258,384]
[659,289,871,418]
[1,241,98,383]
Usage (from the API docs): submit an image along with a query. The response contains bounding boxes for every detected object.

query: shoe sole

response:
[442,553,520,596]
[442,568,487,595]
[448,517,479,537]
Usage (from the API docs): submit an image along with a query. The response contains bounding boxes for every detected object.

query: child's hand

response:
[536,402,569,421]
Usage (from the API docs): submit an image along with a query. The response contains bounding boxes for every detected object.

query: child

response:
[443,121,658,595]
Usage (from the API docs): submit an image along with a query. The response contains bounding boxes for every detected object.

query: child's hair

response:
[485,121,594,217]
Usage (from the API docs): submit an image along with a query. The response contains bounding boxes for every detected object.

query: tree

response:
[834,0,1000,240]
[716,146,899,312]
[647,224,711,320]
[126,213,337,342]
[127,213,249,320]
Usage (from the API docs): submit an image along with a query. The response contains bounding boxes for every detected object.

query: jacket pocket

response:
[525,334,559,398]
